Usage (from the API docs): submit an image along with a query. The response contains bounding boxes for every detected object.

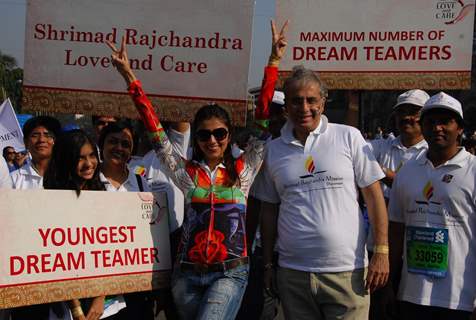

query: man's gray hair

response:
[283,65,328,99]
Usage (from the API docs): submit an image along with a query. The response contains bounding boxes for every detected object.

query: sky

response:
[0,0,275,88]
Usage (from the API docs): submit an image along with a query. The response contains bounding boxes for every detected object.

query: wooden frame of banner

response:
[278,71,471,90]
[0,270,170,309]
[21,86,248,126]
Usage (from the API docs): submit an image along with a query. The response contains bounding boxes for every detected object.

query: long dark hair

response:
[192,104,238,186]
[44,129,105,195]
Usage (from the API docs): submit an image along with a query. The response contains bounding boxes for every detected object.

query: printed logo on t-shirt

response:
[415,181,440,206]
[306,155,315,173]
[423,181,434,201]
[134,165,146,177]
[299,155,327,179]
[409,181,465,226]
[282,155,344,191]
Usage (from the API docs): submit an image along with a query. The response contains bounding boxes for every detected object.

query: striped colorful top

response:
[128,66,278,264]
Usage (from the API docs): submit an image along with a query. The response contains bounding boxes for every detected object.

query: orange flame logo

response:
[423,181,434,200]
[305,156,315,173]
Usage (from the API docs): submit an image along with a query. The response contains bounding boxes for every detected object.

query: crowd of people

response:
[0,20,475,320]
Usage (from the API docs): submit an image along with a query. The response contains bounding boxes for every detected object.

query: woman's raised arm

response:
[106,37,191,191]
[254,20,289,132]
[106,37,137,86]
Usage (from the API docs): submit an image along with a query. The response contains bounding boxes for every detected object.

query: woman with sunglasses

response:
[43,129,107,320]
[106,20,287,319]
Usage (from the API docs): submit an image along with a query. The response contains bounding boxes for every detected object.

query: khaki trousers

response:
[277,267,369,320]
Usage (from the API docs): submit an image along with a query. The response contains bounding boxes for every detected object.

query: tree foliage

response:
[0,50,23,112]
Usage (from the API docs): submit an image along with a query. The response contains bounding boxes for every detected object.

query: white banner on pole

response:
[0,98,24,152]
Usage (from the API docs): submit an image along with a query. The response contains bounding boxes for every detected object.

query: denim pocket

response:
[224,264,249,284]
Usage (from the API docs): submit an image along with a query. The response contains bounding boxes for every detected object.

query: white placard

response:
[0,189,170,301]
[276,0,475,89]
[23,0,254,122]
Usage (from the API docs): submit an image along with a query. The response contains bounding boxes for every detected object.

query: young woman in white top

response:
[43,129,107,320]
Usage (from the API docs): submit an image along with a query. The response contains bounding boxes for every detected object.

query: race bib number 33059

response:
[406,226,448,278]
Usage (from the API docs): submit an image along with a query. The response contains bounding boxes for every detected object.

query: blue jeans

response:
[172,264,249,320]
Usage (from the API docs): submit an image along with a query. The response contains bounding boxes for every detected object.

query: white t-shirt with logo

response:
[370,136,428,198]
[389,148,476,311]
[256,116,384,272]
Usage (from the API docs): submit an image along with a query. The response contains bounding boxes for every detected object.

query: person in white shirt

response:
[368,89,429,320]
[43,129,109,320]
[389,92,476,320]
[9,116,66,320]
[131,121,190,233]
[3,146,18,172]
[10,116,61,190]
[258,65,389,320]
[98,121,147,192]
[0,157,12,188]
[98,120,189,319]
[370,89,429,200]
[96,121,150,319]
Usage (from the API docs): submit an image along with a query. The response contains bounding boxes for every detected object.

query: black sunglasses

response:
[195,128,229,142]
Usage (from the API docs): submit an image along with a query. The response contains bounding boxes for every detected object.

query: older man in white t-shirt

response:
[257,66,389,320]
[389,92,476,320]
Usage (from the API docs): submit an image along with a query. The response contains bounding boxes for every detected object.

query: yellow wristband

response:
[71,306,84,318]
[373,245,389,254]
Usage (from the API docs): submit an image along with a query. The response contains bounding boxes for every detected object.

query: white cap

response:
[272,91,285,105]
[394,89,430,109]
[421,92,463,119]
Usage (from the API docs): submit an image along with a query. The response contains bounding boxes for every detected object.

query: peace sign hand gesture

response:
[269,19,289,66]
[106,36,137,86]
